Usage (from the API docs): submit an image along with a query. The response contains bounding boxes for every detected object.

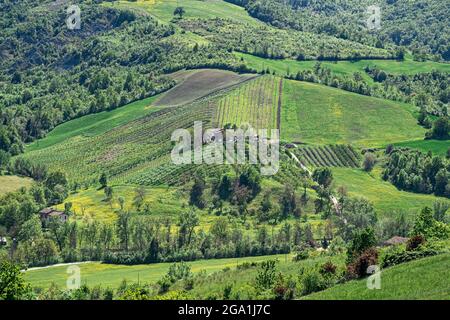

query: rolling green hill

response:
[281,80,426,147]
[106,0,263,26]
[26,96,162,153]
[332,167,449,217]
[302,253,450,300]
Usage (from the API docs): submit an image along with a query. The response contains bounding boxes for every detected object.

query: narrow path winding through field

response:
[289,151,342,217]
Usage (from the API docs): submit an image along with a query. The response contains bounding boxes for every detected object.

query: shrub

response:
[380,243,442,268]
[406,235,425,251]
[222,284,233,300]
[272,274,295,300]
[255,260,278,291]
[362,152,376,172]
[347,247,378,279]
[320,261,337,276]
[299,269,326,295]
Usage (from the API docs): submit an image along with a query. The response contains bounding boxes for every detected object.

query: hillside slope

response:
[302,253,450,300]
[281,80,425,147]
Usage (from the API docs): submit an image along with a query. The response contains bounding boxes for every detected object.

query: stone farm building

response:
[39,208,68,223]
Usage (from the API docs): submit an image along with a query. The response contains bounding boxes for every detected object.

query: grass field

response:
[26,95,161,152]
[155,69,256,106]
[107,0,262,26]
[55,185,191,223]
[303,253,450,300]
[236,52,450,79]
[24,254,293,289]
[281,80,425,147]
[393,139,449,157]
[0,175,33,195]
[332,167,449,217]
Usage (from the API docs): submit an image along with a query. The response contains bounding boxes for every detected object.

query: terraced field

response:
[281,80,425,147]
[292,145,361,168]
[215,75,281,131]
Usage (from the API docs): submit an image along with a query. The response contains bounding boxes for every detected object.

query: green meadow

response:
[107,0,262,26]
[332,167,449,217]
[303,253,450,300]
[24,254,292,289]
[281,80,425,147]
[393,139,449,157]
[236,52,450,79]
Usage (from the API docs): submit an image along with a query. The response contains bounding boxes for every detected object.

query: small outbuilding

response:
[383,236,408,247]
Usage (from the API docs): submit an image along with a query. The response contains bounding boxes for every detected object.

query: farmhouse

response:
[39,208,68,223]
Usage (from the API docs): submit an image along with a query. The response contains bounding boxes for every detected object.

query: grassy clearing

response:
[332,167,449,217]
[0,175,33,195]
[281,80,425,147]
[393,139,449,157]
[303,253,450,300]
[26,96,161,153]
[155,69,256,106]
[108,0,262,26]
[236,52,450,79]
[24,253,292,289]
[54,185,190,223]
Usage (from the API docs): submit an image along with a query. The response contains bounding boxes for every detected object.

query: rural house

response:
[39,208,68,223]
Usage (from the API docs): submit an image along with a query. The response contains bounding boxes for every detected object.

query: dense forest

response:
[226,0,450,60]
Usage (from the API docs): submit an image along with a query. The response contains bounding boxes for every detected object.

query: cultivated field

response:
[26,95,162,153]
[281,80,425,147]
[154,69,257,107]
[21,98,215,186]
[292,145,361,168]
[215,75,280,131]
[303,253,450,300]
